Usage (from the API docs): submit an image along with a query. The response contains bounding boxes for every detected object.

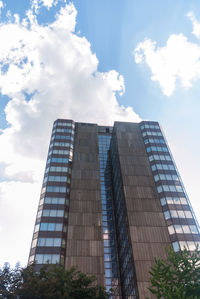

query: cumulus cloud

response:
[0,2,140,266]
[0,2,139,178]
[0,0,4,13]
[31,0,60,12]
[0,0,4,8]
[134,12,200,96]
[187,11,200,39]
[0,181,40,266]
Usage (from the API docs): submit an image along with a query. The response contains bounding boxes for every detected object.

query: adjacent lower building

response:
[29,119,200,299]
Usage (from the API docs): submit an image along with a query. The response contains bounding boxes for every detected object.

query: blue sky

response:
[0,0,200,267]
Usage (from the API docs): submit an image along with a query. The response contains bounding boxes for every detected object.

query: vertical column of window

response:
[98,135,121,297]
[29,120,74,267]
[110,133,138,299]
[140,121,200,252]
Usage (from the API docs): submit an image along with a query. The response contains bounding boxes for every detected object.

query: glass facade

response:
[29,119,74,268]
[110,131,138,299]
[98,132,121,297]
[140,121,200,252]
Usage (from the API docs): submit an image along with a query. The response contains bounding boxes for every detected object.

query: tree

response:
[0,262,22,298]
[0,264,111,299]
[148,246,200,299]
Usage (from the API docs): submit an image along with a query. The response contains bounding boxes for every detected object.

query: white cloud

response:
[0,2,140,266]
[0,0,4,13]
[0,181,40,267]
[134,13,200,96]
[187,11,200,39]
[31,0,59,12]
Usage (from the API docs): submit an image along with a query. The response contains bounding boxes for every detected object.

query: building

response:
[29,119,200,299]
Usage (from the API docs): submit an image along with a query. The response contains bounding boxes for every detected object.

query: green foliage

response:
[0,262,22,298]
[0,264,111,299]
[147,246,200,299]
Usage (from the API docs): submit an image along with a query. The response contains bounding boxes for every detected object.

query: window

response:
[52,149,70,155]
[179,241,188,250]
[46,186,67,193]
[176,185,183,192]
[190,225,198,234]
[37,238,62,247]
[184,211,192,218]
[53,128,72,133]
[160,197,166,206]
[56,122,73,127]
[172,241,179,252]
[166,197,174,204]
[29,255,34,263]
[172,175,178,181]
[164,211,170,220]
[31,238,37,248]
[170,210,178,218]
[40,223,63,231]
[37,210,42,218]
[182,225,190,234]
[149,155,154,162]
[39,197,44,206]
[51,141,71,147]
[187,241,196,251]
[154,175,159,182]
[195,241,200,248]
[163,185,170,192]
[41,186,46,194]
[168,225,175,235]
[34,224,39,233]
[177,210,185,218]
[151,165,156,171]
[51,134,71,141]
[173,197,181,205]
[46,176,68,182]
[50,157,69,164]
[169,185,176,192]
[44,197,66,204]
[147,146,168,153]
[157,186,163,193]
[49,166,69,173]
[35,254,60,264]
[105,269,112,277]
[42,209,64,217]
[180,197,187,205]
[174,225,183,234]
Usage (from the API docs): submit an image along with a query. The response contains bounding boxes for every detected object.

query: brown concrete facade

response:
[65,123,105,285]
[113,122,171,299]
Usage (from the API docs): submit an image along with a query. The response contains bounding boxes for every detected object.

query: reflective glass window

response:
[177,210,185,218]
[187,241,196,251]
[31,238,37,248]
[168,225,175,235]
[182,225,190,234]
[170,210,178,218]
[160,197,166,206]
[190,225,198,234]
[174,225,183,234]
[179,241,188,250]
[164,211,170,220]
[172,241,179,252]
[184,211,192,218]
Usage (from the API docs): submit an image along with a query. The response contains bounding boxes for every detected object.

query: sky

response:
[0,0,200,267]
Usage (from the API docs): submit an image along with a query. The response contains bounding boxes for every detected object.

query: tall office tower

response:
[29,119,200,299]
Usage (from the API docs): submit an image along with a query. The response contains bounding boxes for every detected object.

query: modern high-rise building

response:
[29,119,200,299]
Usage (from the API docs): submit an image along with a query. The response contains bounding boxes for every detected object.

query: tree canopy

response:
[148,246,200,299]
[0,263,111,299]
